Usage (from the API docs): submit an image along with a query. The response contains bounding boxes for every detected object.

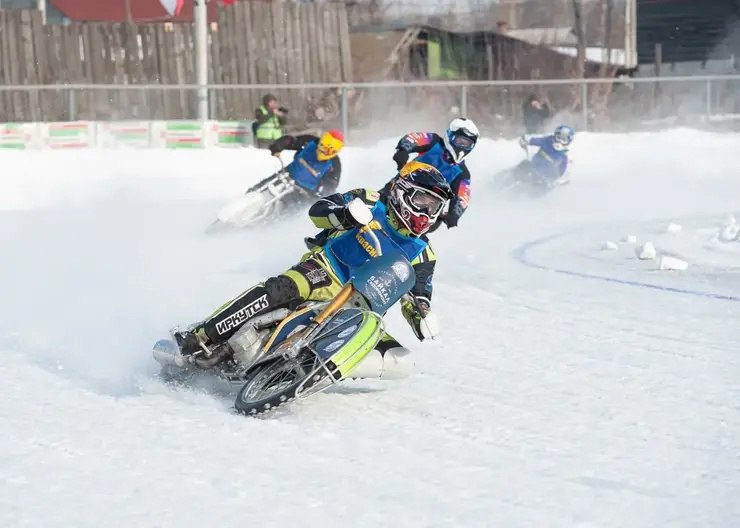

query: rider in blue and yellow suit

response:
[175,162,453,380]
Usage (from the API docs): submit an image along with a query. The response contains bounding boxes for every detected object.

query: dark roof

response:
[637,0,740,63]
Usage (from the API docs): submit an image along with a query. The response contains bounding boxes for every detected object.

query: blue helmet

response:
[553,125,575,150]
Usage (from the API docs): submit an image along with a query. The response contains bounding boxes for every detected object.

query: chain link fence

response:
[1,76,739,139]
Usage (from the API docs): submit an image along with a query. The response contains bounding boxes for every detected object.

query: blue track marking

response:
[512,232,740,303]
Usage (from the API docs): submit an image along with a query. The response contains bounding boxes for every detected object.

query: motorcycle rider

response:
[175,161,453,380]
[303,118,478,251]
[267,129,345,200]
[518,125,575,188]
[388,118,479,230]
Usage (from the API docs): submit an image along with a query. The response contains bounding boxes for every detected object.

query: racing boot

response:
[350,335,414,381]
[173,327,210,357]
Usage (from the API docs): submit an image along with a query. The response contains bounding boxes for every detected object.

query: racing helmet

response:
[387,161,453,237]
[443,118,479,163]
[553,125,575,151]
[317,129,345,161]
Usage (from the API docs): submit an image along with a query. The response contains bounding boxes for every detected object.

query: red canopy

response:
[49,0,223,23]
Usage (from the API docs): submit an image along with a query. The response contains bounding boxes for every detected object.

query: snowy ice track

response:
[2,130,740,528]
[513,229,740,302]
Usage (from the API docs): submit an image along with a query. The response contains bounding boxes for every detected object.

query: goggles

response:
[554,131,572,145]
[407,185,446,217]
[450,134,476,150]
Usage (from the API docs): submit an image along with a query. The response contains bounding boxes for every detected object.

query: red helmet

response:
[387,161,453,236]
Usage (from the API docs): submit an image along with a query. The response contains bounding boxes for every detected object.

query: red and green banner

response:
[0,120,260,149]
[161,121,205,149]
[100,122,151,148]
[0,123,34,149]
[44,122,93,149]
[212,121,252,147]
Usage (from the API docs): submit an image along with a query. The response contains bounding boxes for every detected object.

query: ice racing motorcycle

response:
[491,159,570,199]
[207,161,314,232]
[152,226,417,416]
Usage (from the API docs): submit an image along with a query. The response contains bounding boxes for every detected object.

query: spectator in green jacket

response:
[253,94,287,149]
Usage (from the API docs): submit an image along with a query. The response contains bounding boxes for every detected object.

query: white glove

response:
[418,311,439,340]
[346,197,373,227]
[403,295,439,341]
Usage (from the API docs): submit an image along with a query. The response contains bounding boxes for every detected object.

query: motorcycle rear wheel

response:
[234,350,324,415]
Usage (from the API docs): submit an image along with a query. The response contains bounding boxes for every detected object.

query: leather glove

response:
[393,149,410,170]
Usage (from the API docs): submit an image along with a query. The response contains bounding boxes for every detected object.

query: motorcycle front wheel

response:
[234,350,323,415]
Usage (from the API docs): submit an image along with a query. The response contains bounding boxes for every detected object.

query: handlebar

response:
[361,225,383,257]
[272,152,286,170]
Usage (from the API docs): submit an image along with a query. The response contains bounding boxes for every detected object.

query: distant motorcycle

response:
[492,144,570,199]
[207,158,311,232]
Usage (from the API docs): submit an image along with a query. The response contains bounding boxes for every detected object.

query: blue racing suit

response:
[193,189,436,349]
[269,134,341,195]
[526,135,569,183]
[389,132,471,229]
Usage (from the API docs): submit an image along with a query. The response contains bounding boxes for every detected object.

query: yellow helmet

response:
[317,129,345,161]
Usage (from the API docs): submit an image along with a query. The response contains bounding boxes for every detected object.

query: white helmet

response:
[443,118,479,163]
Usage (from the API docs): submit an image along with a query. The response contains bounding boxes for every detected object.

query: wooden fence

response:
[0,2,352,122]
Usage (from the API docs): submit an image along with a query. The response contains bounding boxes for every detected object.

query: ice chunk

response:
[600,240,618,251]
[718,224,740,242]
[636,242,656,260]
[666,223,682,234]
[658,256,688,271]
[623,234,638,244]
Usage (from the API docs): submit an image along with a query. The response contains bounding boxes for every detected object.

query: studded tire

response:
[234,350,322,416]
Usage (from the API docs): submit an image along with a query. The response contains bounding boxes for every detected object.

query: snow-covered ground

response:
[1,129,739,527]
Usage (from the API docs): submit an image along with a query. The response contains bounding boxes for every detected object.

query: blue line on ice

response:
[512,232,740,303]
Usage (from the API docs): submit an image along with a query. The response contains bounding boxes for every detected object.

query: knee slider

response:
[380,346,414,380]
[264,276,302,308]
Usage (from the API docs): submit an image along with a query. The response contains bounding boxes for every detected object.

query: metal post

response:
[340,86,348,139]
[37,0,47,24]
[705,79,712,121]
[581,81,588,130]
[194,0,209,121]
[460,85,468,116]
[654,43,663,116]
[209,88,216,120]
[68,89,76,121]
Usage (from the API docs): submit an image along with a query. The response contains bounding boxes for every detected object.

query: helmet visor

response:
[554,129,572,146]
[451,134,475,150]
